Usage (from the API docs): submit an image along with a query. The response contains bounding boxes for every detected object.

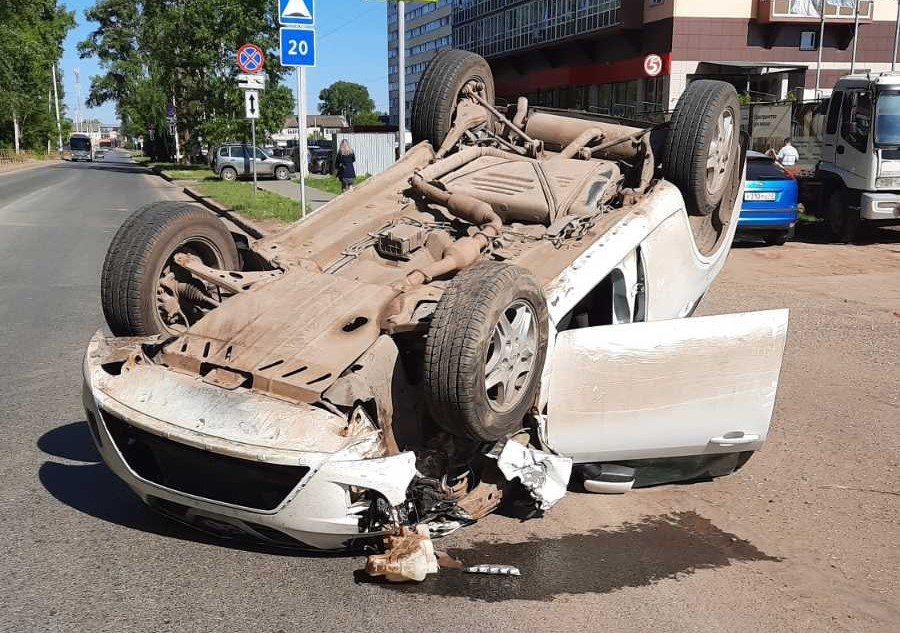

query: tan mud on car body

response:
[83,51,788,556]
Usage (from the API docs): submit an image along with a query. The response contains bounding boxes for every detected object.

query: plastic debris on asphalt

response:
[464,564,522,576]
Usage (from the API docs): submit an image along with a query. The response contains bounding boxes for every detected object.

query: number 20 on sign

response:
[280,28,316,67]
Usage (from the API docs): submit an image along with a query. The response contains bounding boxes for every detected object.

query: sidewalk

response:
[0,159,62,176]
[257,179,336,211]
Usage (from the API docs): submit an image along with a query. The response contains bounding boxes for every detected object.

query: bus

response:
[69,133,93,162]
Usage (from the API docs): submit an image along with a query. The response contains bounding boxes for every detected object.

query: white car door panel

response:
[546,309,788,463]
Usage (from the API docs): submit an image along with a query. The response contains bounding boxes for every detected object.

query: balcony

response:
[758,0,873,24]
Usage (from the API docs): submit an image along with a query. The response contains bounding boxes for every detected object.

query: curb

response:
[183,186,266,239]
[151,166,175,183]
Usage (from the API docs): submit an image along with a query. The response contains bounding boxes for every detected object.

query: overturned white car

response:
[82,50,787,555]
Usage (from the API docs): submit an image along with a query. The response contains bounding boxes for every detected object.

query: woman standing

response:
[335,140,356,192]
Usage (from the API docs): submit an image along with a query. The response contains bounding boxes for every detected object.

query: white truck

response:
[808,72,900,241]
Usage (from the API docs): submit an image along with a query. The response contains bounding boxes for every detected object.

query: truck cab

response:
[818,73,900,241]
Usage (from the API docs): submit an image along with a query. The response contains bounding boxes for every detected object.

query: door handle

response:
[837,145,845,154]
[710,433,761,447]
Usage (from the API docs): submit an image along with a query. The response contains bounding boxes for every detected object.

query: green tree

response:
[0,0,74,152]
[80,0,294,162]
[318,81,376,125]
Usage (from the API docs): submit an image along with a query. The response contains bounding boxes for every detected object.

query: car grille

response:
[102,410,309,511]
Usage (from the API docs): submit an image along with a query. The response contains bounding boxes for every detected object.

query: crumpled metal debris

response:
[495,440,573,510]
[365,525,439,583]
[464,564,522,576]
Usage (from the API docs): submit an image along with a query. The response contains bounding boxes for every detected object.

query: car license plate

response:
[744,192,777,201]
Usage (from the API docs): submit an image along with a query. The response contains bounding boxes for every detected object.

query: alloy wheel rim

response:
[484,300,538,413]
[706,108,736,198]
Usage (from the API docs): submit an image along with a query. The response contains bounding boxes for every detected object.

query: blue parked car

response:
[738,151,799,246]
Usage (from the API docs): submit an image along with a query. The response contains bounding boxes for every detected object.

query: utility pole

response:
[74,67,82,133]
[398,1,406,157]
[850,0,861,73]
[51,63,63,153]
[815,0,826,96]
[12,109,19,154]
[893,0,900,71]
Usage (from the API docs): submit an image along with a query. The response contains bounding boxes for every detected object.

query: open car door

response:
[545,310,788,464]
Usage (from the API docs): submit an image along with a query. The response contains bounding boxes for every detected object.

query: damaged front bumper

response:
[82,333,416,550]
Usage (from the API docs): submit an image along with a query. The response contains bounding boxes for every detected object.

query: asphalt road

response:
[1,155,897,632]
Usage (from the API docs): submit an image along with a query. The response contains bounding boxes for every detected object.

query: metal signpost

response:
[279,0,316,217]
[237,43,265,198]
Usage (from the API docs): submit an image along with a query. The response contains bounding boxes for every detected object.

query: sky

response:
[60,0,391,125]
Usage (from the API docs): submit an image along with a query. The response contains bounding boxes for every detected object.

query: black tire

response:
[411,49,495,149]
[424,262,548,442]
[663,80,741,217]
[274,165,290,181]
[220,166,238,182]
[826,188,860,243]
[101,202,239,337]
[764,230,790,246]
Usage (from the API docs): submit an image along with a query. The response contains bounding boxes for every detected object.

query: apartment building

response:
[449,0,900,118]
[387,0,454,126]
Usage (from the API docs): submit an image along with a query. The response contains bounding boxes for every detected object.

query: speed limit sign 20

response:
[643,54,664,78]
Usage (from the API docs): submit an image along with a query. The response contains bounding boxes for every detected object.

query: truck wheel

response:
[424,262,548,443]
[101,202,239,337]
[826,188,860,243]
[664,80,741,217]
[412,49,495,150]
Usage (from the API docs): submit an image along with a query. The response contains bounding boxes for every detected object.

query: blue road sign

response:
[280,28,316,67]
[279,0,314,26]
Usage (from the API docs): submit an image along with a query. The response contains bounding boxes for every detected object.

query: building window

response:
[799,31,817,51]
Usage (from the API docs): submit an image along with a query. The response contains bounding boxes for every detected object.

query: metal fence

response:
[333,133,397,177]
[0,150,62,165]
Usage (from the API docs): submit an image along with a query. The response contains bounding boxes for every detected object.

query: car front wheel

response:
[101,202,239,336]
[274,165,290,181]
[424,262,548,442]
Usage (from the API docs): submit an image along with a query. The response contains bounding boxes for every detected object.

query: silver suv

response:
[214,144,294,181]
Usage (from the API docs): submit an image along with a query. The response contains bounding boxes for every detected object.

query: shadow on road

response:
[36,420,348,558]
[792,222,900,246]
[734,222,899,249]
[63,161,152,176]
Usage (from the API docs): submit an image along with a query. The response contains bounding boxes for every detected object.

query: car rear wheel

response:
[412,49,495,150]
[220,166,238,182]
[424,262,548,443]
[274,165,290,181]
[101,202,239,337]
[663,80,742,255]
[764,230,790,246]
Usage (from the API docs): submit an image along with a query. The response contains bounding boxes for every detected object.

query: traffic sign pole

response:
[251,118,258,199]
[297,68,307,217]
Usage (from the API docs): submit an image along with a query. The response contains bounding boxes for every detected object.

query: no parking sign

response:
[237,43,265,74]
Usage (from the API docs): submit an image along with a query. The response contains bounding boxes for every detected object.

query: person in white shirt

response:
[776,138,799,167]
